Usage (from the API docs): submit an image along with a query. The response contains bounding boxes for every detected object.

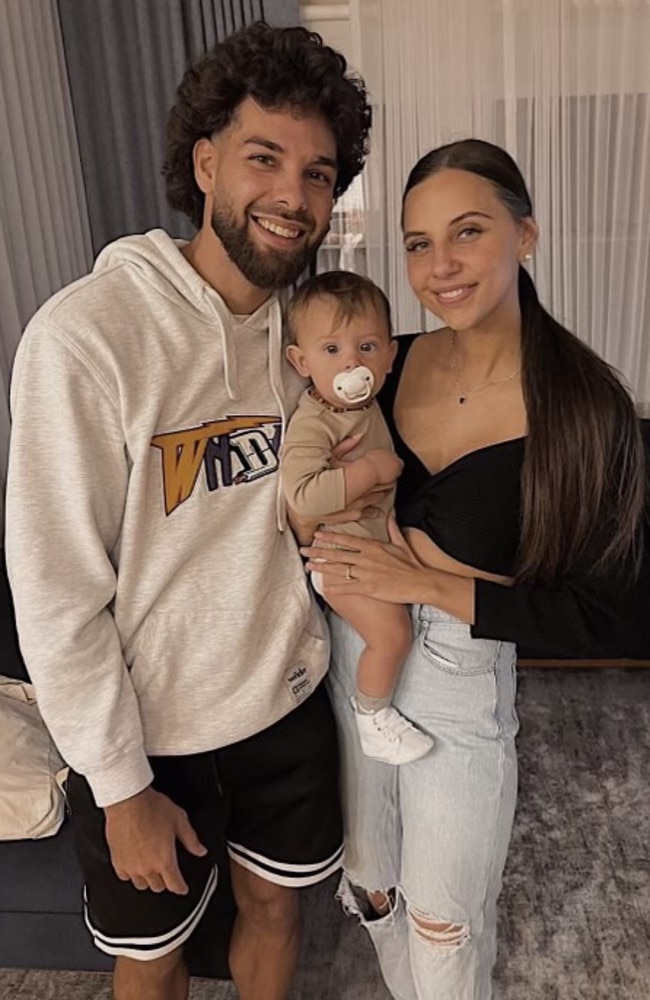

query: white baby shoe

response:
[352,698,434,765]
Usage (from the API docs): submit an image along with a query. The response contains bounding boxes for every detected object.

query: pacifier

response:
[332,366,375,404]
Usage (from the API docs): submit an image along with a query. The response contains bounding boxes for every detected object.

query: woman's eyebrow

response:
[403,210,493,240]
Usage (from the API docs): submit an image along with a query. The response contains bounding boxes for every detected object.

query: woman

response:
[299,139,645,1000]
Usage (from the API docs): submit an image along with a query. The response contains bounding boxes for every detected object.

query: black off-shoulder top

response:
[377,333,634,657]
[379,334,524,577]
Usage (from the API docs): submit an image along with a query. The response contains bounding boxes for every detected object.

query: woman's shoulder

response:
[380,330,450,413]
[394,328,450,370]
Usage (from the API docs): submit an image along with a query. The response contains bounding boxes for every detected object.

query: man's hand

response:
[104,786,207,895]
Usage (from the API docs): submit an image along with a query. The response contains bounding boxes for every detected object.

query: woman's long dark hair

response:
[403,139,645,580]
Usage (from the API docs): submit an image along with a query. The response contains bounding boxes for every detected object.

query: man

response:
[5,22,371,1000]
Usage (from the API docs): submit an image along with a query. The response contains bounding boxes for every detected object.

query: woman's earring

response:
[523,253,533,262]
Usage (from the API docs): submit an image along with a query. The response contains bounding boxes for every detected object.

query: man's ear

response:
[193,137,218,195]
[286,344,310,378]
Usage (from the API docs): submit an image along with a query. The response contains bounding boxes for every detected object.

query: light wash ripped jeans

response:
[327,605,519,1000]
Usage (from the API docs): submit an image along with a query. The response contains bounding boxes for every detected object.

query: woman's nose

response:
[429,244,460,278]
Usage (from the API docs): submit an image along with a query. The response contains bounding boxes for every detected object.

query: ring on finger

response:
[346,565,353,582]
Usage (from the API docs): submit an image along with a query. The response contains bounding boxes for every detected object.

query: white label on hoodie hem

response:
[285,664,313,705]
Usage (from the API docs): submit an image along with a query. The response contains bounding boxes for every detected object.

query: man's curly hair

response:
[163,21,372,229]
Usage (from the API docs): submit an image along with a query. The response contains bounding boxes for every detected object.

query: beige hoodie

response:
[6,230,328,807]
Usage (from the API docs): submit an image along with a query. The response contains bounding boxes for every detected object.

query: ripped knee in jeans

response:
[337,873,398,922]
[407,905,470,952]
[338,872,471,952]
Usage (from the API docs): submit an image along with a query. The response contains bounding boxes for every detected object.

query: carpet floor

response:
[0,667,648,999]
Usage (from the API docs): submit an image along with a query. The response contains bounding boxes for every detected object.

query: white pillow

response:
[0,676,68,840]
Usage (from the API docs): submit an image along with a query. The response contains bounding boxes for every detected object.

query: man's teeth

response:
[257,218,301,239]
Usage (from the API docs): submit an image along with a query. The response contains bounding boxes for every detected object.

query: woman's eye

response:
[458,226,481,239]
[405,240,429,254]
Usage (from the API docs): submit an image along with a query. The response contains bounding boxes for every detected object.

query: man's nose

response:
[273,169,308,213]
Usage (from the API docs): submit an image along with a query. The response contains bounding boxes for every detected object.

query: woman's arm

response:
[471,562,634,656]
[301,517,639,656]
[300,517,476,623]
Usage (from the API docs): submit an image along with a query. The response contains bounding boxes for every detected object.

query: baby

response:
[282,271,433,765]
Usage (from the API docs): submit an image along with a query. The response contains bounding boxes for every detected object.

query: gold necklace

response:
[449,333,521,405]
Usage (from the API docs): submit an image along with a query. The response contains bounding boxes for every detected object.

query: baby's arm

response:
[343,447,402,506]
[282,407,401,520]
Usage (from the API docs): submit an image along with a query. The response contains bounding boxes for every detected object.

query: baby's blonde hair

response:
[287,270,392,344]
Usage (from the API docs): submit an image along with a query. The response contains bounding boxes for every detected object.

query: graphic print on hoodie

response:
[152,414,282,515]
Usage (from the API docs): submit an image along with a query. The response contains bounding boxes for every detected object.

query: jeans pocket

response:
[417,620,499,677]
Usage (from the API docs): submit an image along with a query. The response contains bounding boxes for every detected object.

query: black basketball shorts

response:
[65,682,343,961]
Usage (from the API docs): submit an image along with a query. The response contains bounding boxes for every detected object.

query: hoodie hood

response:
[94,229,282,403]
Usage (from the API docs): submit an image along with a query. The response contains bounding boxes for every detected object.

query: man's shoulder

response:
[29,229,172,337]
[34,268,127,333]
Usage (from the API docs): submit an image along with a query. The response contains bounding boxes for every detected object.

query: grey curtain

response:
[0,0,94,539]
[57,0,301,253]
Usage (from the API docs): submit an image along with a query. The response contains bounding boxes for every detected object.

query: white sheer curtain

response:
[0,0,93,535]
[352,0,650,407]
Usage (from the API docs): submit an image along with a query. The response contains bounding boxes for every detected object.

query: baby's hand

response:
[365,448,403,484]
[330,433,364,469]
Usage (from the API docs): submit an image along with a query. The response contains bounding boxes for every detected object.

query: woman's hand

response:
[300,515,429,603]
[300,515,476,623]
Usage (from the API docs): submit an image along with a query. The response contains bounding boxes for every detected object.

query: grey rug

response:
[1,668,648,999]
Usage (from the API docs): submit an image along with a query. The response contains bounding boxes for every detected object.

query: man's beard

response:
[210,200,328,290]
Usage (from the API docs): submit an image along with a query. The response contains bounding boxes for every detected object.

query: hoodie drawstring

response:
[268,298,288,532]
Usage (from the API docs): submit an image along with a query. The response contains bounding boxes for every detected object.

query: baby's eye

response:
[359,342,377,353]
[324,344,339,355]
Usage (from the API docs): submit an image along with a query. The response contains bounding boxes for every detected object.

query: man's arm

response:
[6,321,154,804]
[6,320,206,891]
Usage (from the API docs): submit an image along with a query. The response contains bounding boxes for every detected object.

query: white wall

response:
[299,1,355,64]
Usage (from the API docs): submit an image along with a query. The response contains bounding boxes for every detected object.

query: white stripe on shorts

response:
[83,865,218,961]
[227,840,344,888]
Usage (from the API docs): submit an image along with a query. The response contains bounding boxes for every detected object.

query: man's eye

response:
[250,154,274,166]
[308,170,334,186]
